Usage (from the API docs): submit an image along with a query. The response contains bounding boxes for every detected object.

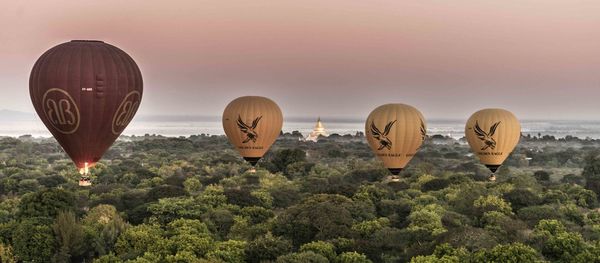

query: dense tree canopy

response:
[0,133,599,262]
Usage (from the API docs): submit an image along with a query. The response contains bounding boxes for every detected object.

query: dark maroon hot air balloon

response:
[30,40,143,184]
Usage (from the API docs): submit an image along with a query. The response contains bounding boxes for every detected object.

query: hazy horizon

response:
[3,108,600,140]
[2,1,599,120]
[4,108,600,122]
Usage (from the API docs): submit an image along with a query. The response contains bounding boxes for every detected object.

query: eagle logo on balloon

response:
[371,120,396,150]
[237,115,262,143]
[474,121,501,150]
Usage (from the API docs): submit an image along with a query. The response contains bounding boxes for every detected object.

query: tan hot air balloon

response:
[223,96,283,166]
[365,104,427,175]
[465,108,521,179]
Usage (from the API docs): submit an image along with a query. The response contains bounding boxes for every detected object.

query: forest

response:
[1,132,600,262]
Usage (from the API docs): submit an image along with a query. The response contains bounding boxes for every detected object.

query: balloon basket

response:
[79,177,92,187]
[387,175,401,182]
[489,174,496,182]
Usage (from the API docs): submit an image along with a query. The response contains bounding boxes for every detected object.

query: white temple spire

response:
[306,117,328,142]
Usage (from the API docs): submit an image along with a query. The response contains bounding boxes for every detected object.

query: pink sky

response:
[1,0,599,119]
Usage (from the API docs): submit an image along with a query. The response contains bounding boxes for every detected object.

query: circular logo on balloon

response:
[42,88,80,134]
[112,91,141,135]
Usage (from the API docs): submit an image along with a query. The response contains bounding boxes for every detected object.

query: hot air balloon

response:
[365,104,427,175]
[30,40,143,186]
[465,108,521,181]
[222,96,283,168]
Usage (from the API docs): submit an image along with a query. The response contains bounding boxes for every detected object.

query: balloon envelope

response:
[465,108,521,173]
[222,96,283,165]
[365,104,426,175]
[30,40,143,170]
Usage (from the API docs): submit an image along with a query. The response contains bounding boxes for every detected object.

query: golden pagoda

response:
[306,117,328,142]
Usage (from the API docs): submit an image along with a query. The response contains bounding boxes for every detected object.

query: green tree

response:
[0,242,16,263]
[273,194,372,246]
[240,206,274,225]
[533,219,587,262]
[12,217,56,263]
[503,189,541,211]
[18,188,76,218]
[411,255,461,263]
[352,217,390,238]
[0,198,19,224]
[473,195,512,216]
[83,205,130,255]
[145,185,187,202]
[533,170,551,182]
[245,233,292,263]
[565,185,598,208]
[277,251,329,263]
[164,250,208,263]
[269,149,307,176]
[336,251,372,263]
[407,204,447,236]
[517,205,563,226]
[300,241,337,261]
[167,219,214,257]
[415,243,470,263]
[114,224,168,260]
[183,177,202,195]
[201,208,235,240]
[583,154,600,198]
[53,211,86,262]
[94,252,122,263]
[562,174,584,185]
[198,185,228,208]
[472,243,540,263]
[206,240,247,263]
[83,205,121,226]
[574,241,600,262]
[148,196,206,224]
[481,211,528,242]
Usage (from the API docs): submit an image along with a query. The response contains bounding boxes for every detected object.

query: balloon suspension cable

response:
[79,162,89,176]
[78,162,92,187]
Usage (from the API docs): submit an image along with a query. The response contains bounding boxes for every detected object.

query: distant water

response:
[2,117,600,139]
